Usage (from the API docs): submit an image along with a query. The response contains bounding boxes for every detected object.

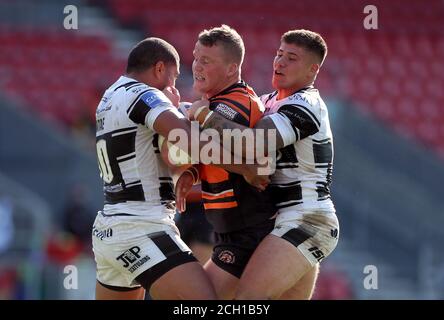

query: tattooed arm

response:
[191,102,285,159]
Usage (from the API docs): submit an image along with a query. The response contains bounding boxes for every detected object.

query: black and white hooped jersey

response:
[95,76,182,217]
[261,86,335,212]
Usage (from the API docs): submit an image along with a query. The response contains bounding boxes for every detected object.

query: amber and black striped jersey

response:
[200,81,276,233]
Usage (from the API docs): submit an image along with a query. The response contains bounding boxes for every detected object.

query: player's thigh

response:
[95,281,145,300]
[131,230,216,300]
[203,259,239,300]
[212,220,276,275]
[235,234,312,300]
[279,263,319,300]
[235,211,338,300]
[149,261,217,300]
[206,219,275,299]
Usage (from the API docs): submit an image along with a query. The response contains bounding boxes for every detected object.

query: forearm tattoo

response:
[202,112,246,136]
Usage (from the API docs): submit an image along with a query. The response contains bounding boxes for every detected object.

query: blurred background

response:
[0,0,443,299]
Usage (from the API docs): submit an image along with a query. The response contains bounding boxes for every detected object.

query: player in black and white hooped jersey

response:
[92,37,218,300]
[260,84,335,214]
[189,29,339,299]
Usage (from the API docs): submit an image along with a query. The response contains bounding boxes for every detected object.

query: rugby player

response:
[176,25,277,299]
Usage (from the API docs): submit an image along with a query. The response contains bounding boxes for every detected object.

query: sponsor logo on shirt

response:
[141,91,167,109]
[131,86,145,94]
[214,103,238,120]
[288,93,312,106]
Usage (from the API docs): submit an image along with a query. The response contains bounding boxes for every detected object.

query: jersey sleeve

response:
[126,86,178,130]
[209,89,264,127]
[209,99,250,127]
[267,102,321,147]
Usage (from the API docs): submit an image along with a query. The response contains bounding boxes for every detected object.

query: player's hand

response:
[175,170,194,213]
[243,165,270,191]
[188,99,210,122]
[178,102,192,119]
[163,86,180,107]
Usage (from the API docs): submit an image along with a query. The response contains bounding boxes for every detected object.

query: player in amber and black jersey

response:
[176,25,276,299]
[189,29,339,300]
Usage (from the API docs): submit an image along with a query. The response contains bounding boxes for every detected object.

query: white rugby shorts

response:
[271,210,339,266]
[92,212,194,289]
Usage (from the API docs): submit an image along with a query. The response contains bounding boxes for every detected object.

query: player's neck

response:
[126,72,156,88]
[206,75,241,98]
[277,81,314,100]
[277,89,293,100]
[126,72,142,82]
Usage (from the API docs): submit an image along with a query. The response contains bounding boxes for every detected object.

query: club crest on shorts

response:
[218,250,235,264]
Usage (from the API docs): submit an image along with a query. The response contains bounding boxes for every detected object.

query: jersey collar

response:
[208,80,247,100]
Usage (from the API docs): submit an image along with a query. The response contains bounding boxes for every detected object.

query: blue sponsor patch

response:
[140,90,169,109]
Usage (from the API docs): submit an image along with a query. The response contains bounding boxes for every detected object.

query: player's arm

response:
[190,100,284,158]
[153,112,269,190]
[125,86,265,192]
[125,85,266,189]
[149,97,266,188]
[190,100,320,158]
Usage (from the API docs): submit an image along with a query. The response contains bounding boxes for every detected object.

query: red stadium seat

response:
[2,0,443,155]
[0,29,123,127]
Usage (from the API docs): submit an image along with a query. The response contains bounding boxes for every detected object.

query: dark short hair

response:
[126,37,179,73]
[281,29,327,65]
[198,24,245,66]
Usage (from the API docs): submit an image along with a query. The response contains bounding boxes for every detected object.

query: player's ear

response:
[227,62,238,77]
[154,61,166,78]
[309,63,320,77]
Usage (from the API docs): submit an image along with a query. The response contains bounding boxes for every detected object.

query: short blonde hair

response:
[198,24,245,66]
